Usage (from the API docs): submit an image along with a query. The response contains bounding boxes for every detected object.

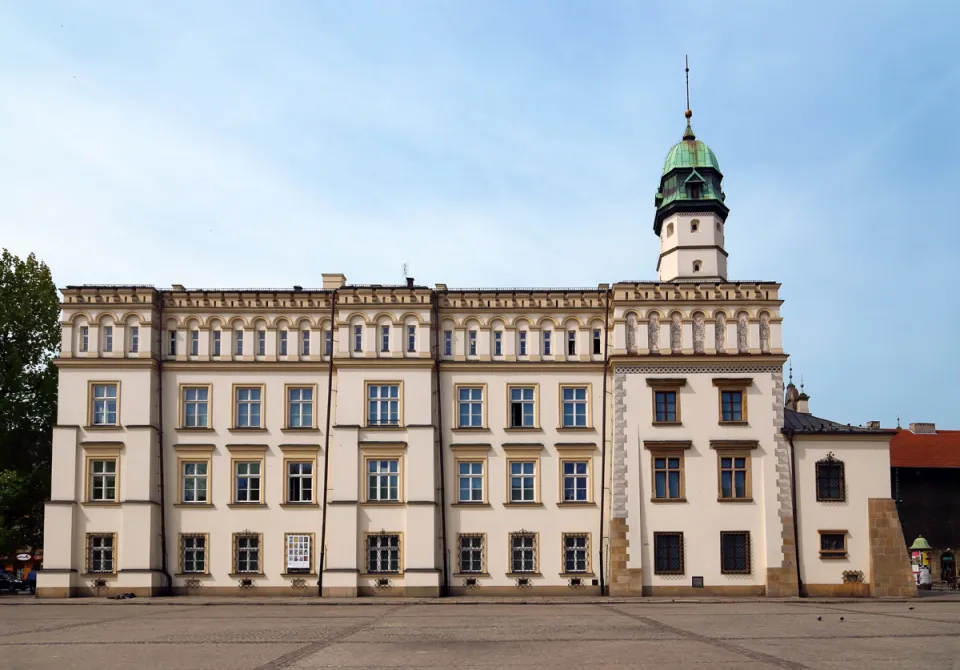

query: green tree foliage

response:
[0,249,59,557]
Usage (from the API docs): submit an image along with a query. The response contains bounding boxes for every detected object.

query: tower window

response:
[666,223,674,237]
[716,221,722,232]
[690,219,699,233]
[693,261,702,273]
[688,183,702,199]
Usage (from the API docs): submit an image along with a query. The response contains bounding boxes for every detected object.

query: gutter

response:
[786,429,804,597]
[156,292,173,594]
[432,289,449,596]
[317,290,337,597]
[598,289,611,595]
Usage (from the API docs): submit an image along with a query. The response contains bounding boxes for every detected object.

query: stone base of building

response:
[447,585,602,597]
[765,567,800,597]
[645,585,766,597]
[803,583,871,598]
[868,498,917,598]
[608,518,643,596]
[37,585,167,598]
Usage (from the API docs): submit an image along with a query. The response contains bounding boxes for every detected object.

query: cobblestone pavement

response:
[1,598,959,669]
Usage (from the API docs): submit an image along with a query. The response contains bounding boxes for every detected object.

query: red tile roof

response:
[890,429,960,468]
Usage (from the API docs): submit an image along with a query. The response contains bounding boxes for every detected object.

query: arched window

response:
[815,454,845,502]
[693,260,702,273]
[690,219,700,233]
[666,222,674,237]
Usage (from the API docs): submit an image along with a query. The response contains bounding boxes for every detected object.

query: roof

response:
[890,429,960,468]
[663,124,721,175]
[783,409,895,435]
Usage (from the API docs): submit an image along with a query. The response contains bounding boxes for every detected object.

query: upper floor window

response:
[688,183,702,199]
[443,330,452,356]
[494,331,503,356]
[510,462,536,502]
[301,330,310,356]
[367,459,399,501]
[324,329,333,355]
[182,462,208,503]
[719,454,750,500]
[91,383,119,426]
[567,330,576,356]
[354,325,363,352]
[287,462,313,503]
[234,462,262,503]
[458,462,484,503]
[212,330,221,356]
[693,261,702,273]
[234,386,262,428]
[191,330,200,356]
[129,326,139,353]
[561,386,588,427]
[168,331,177,356]
[457,386,483,428]
[182,386,209,428]
[655,391,677,423]
[542,330,552,355]
[468,330,477,356]
[592,328,602,355]
[720,390,743,422]
[652,452,684,500]
[815,454,845,502]
[562,461,588,502]
[380,325,390,352]
[103,326,113,352]
[287,386,314,428]
[509,386,535,428]
[279,330,288,356]
[257,330,266,356]
[234,329,243,356]
[407,325,416,353]
[518,331,528,356]
[80,326,89,352]
[367,383,400,426]
[89,459,117,502]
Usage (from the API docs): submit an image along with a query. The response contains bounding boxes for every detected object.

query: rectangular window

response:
[494,331,502,356]
[234,534,260,573]
[80,325,89,352]
[103,325,113,352]
[287,386,314,428]
[301,330,310,356]
[443,330,452,356]
[561,386,588,427]
[407,325,416,353]
[468,330,477,356]
[592,328,602,355]
[567,330,576,356]
[191,330,200,356]
[562,461,588,502]
[816,457,846,502]
[182,386,209,428]
[819,531,848,559]
[720,531,751,574]
[380,325,390,352]
[181,535,206,574]
[286,534,311,572]
[367,534,400,574]
[354,325,363,352]
[89,459,117,501]
[234,461,261,503]
[324,329,333,355]
[509,461,536,502]
[234,329,243,356]
[509,386,535,428]
[91,383,119,426]
[234,386,262,428]
[543,330,552,355]
[367,459,399,501]
[367,383,400,426]
[510,533,536,573]
[213,330,221,356]
[721,390,743,422]
[182,461,208,503]
[257,330,266,356]
[653,455,683,500]
[563,534,588,573]
[168,330,177,356]
[655,391,677,423]
[279,330,288,356]
[129,326,139,353]
[458,461,483,503]
[87,534,114,573]
[458,534,484,574]
[519,331,527,356]
[457,386,483,428]
[287,462,313,503]
[654,532,684,575]
[719,455,749,500]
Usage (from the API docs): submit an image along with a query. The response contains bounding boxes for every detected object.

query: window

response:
[654,532,684,575]
[719,454,749,500]
[458,534,484,574]
[690,218,700,231]
[324,329,333,355]
[816,454,846,502]
[457,386,483,428]
[688,183,702,199]
[91,383,118,426]
[80,325,89,352]
[87,534,114,574]
[592,328,602,355]
[458,462,483,503]
[354,325,363,352]
[509,386,535,428]
[129,326,139,353]
[301,330,310,356]
[279,330,288,355]
[561,386,588,427]
[468,330,477,356]
[367,534,400,574]
[721,390,743,422]
[666,222,674,236]
[563,534,589,574]
[257,330,266,356]
[380,325,390,352]
[286,534,311,573]
[519,331,527,356]
[367,383,400,426]
[89,459,117,501]
[443,330,452,356]
[367,459,399,501]
[693,261,702,273]
[567,330,577,356]
[407,325,416,352]
[182,462,208,503]
[509,461,536,502]
[234,329,243,356]
[655,391,677,423]
[562,461,589,502]
[287,462,313,503]
[213,330,221,356]
[181,535,206,574]
[103,326,113,352]
[287,386,314,428]
[720,531,751,574]
[509,533,537,573]
[234,462,261,503]
[191,330,200,356]
[182,386,209,428]
[168,330,177,356]
[819,531,848,559]
[234,387,262,428]
[494,331,502,356]
[234,533,260,573]
[653,454,683,500]
[542,330,552,355]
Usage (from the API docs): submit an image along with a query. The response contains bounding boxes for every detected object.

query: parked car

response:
[0,573,28,593]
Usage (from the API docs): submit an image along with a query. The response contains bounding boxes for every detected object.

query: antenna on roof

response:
[685,54,691,114]
[402,263,409,280]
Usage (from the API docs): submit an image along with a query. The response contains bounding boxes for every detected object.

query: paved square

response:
[2,598,959,669]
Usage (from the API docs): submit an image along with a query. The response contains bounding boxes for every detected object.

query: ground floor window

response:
[367,534,401,574]
[563,534,589,573]
[720,531,751,574]
[654,532,684,575]
[234,533,261,574]
[181,535,207,574]
[509,533,537,573]
[458,534,485,574]
[87,534,115,573]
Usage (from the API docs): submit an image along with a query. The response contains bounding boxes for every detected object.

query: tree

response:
[0,249,59,557]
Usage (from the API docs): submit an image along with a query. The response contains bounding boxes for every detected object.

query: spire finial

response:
[682,55,695,140]
[897,415,901,428]
[788,361,793,385]
[800,375,805,393]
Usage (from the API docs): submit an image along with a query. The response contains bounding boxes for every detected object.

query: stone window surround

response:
[646,377,686,425]
[710,440,759,503]
[644,441,692,503]
[712,377,752,425]
[454,532,487,576]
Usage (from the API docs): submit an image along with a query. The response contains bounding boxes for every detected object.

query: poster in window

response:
[286,534,310,571]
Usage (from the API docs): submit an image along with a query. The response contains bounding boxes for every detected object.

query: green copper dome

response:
[662,122,720,175]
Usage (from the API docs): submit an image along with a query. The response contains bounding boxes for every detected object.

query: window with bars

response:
[89,459,117,501]
[721,390,743,422]
[457,387,483,428]
[380,325,390,352]
[562,387,588,427]
[720,531,751,574]
[458,534,484,574]
[286,534,311,572]
[301,330,310,356]
[719,455,749,500]
[457,461,483,503]
[562,461,589,502]
[407,325,416,353]
[367,534,400,573]
[494,331,503,356]
[91,383,118,426]
[367,384,400,426]
[182,462,208,503]
[509,387,535,428]
[192,330,200,356]
[234,534,260,573]
[181,535,206,573]
[103,325,113,352]
[279,330,288,355]
[129,326,139,353]
[510,461,536,502]
[235,387,262,428]
[87,534,114,573]
[235,462,261,503]
[654,532,684,575]
[563,534,589,573]
[367,459,399,501]
[653,455,683,500]
[816,455,845,502]
[287,387,314,428]
[287,462,313,503]
[655,391,677,423]
[510,533,537,573]
[234,329,243,356]
[182,387,209,428]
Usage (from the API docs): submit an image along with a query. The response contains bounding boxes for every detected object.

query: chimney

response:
[785,383,800,411]
[293,285,303,292]
[909,422,937,434]
[795,392,810,414]
[321,273,347,290]
[171,283,186,291]
[406,277,415,289]
[866,421,880,430]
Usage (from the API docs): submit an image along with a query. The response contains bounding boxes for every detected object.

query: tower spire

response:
[683,55,695,140]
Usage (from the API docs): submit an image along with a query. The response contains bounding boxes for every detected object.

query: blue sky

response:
[2,1,957,427]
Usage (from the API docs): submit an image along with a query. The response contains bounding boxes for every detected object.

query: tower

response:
[654,66,730,281]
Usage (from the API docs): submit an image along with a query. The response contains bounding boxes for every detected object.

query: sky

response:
[1,1,958,428]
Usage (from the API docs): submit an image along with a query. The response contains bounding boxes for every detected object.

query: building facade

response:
[38,111,914,598]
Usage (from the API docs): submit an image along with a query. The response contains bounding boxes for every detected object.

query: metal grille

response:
[510,533,536,573]
[816,455,846,502]
[458,534,484,574]
[367,534,400,574]
[654,532,684,575]
[720,531,751,574]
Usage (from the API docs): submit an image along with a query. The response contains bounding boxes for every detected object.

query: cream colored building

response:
[38,111,915,598]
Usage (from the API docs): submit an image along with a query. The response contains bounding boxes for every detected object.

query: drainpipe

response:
[156,291,173,594]
[598,289,611,595]
[317,290,337,597]
[787,430,804,596]
[432,289,450,596]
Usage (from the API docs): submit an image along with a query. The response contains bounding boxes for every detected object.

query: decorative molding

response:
[616,364,781,375]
